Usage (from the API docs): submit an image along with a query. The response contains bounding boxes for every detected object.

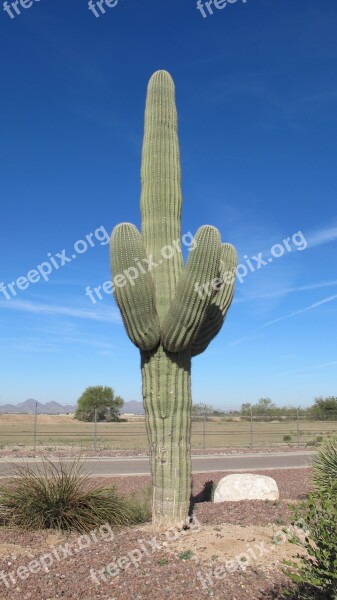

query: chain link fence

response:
[1,406,337,452]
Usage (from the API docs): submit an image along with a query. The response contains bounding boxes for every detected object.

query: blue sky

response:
[0,0,336,409]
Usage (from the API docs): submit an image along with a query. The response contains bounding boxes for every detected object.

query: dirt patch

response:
[168,522,305,571]
[0,520,299,600]
[0,414,75,425]
[0,543,34,559]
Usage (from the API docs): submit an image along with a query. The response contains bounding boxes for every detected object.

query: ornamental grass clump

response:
[0,458,142,533]
[313,436,337,491]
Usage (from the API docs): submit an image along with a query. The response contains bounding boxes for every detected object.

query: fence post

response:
[33,401,38,452]
[202,406,206,451]
[250,407,254,448]
[297,406,301,448]
[93,409,97,451]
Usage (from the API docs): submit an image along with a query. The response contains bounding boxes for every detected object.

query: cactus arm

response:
[162,225,221,353]
[110,222,160,351]
[140,71,184,324]
[191,243,237,357]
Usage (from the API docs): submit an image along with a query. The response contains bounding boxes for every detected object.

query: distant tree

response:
[254,398,276,415]
[191,403,215,416]
[74,386,124,422]
[241,403,252,416]
[310,397,337,421]
[241,400,314,420]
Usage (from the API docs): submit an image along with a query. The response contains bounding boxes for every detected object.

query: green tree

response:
[74,386,124,422]
[241,402,252,416]
[191,403,215,416]
[310,397,337,421]
[254,397,276,415]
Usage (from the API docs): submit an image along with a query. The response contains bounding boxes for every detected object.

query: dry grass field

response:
[0,413,337,451]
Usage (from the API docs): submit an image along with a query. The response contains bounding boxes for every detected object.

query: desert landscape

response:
[1,1,336,598]
[1,413,337,452]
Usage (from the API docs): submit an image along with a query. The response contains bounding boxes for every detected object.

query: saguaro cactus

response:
[110,70,237,529]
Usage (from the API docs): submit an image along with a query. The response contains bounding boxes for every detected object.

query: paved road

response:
[0,452,314,477]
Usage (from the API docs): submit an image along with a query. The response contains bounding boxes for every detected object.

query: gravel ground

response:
[0,469,311,600]
[0,446,313,459]
[0,525,293,600]
[94,467,311,501]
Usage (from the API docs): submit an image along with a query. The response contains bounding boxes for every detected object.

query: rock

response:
[214,474,279,503]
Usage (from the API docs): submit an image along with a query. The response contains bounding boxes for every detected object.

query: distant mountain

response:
[0,398,145,415]
[0,399,76,414]
[121,400,144,415]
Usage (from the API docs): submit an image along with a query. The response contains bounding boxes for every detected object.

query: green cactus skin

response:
[162,225,221,353]
[110,70,237,528]
[142,346,192,527]
[110,223,160,351]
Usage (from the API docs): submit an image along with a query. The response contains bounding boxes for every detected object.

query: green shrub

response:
[313,437,337,490]
[284,484,337,599]
[179,550,193,560]
[0,458,146,533]
[306,439,318,447]
[283,435,292,443]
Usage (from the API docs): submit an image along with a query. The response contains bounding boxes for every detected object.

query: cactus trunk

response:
[142,345,191,528]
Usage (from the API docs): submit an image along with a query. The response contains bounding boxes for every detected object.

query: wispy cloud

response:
[0,337,61,354]
[0,332,116,355]
[234,279,337,304]
[306,224,337,248]
[228,332,265,347]
[229,294,337,346]
[277,360,337,376]
[62,336,114,350]
[0,299,121,324]
[261,294,337,329]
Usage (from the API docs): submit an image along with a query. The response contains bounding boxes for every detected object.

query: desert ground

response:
[0,468,310,600]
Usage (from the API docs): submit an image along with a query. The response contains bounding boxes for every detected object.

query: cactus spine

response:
[110,71,237,528]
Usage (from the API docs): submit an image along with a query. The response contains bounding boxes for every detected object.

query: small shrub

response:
[0,458,144,533]
[179,550,193,560]
[306,439,318,447]
[126,485,152,524]
[283,435,292,443]
[284,484,337,599]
